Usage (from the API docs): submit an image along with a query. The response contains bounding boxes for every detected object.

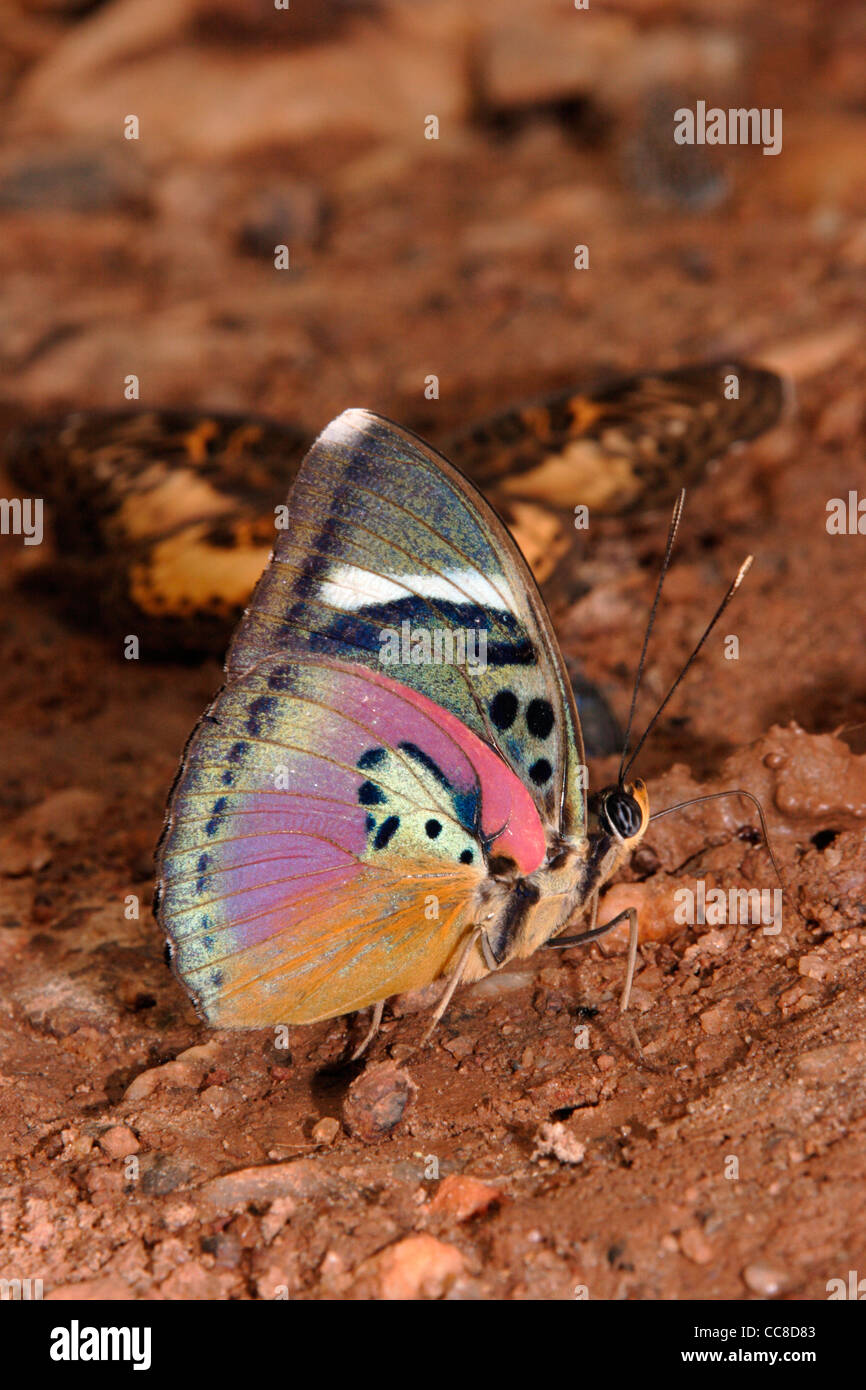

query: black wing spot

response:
[358,747,386,770]
[526,698,554,739]
[398,741,451,790]
[228,741,249,763]
[489,689,519,730]
[205,796,228,836]
[266,666,293,691]
[373,815,400,850]
[529,758,553,786]
[358,780,385,806]
[246,695,276,736]
[459,848,474,864]
[425,818,442,839]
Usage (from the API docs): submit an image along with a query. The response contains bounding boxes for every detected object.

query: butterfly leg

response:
[547,905,639,1012]
[420,927,484,1045]
[586,890,599,934]
[617,907,639,1013]
[350,999,385,1061]
[481,928,503,973]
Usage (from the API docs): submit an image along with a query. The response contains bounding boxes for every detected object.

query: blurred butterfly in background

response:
[3,361,784,761]
[3,361,782,647]
[152,408,754,1049]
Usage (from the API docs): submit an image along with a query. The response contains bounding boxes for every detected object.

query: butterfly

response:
[153,407,708,1051]
[2,362,783,657]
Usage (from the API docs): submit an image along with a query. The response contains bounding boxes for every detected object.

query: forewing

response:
[227,409,587,837]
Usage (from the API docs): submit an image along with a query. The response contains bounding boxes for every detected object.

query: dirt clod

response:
[342,1062,417,1142]
[533,1121,587,1166]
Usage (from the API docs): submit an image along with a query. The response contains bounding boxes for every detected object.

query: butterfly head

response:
[591,778,650,849]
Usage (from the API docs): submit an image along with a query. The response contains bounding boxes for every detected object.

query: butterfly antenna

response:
[621,554,753,782]
[618,488,686,783]
[649,787,804,924]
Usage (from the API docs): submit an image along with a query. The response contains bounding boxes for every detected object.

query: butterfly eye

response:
[602,790,643,840]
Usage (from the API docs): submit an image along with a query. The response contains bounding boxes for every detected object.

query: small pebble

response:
[679,1225,714,1265]
[98,1125,140,1158]
[742,1260,790,1296]
[123,1060,203,1101]
[138,1153,193,1197]
[375,1235,464,1300]
[311,1116,340,1146]
[428,1175,503,1222]
[160,1263,236,1300]
[199,1085,231,1115]
[796,1041,860,1078]
[797,953,828,981]
[200,1160,324,1211]
[260,1197,296,1243]
[699,1000,736,1035]
[175,1042,221,1064]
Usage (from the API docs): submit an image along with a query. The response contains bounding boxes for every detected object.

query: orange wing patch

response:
[181,860,481,1028]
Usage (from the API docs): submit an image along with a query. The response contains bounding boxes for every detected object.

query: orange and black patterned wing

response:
[2,408,306,653]
[443,361,784,587]
[2,362,784,654]
[447,361,784,510]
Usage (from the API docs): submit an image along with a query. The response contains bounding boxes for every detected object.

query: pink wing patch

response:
[329,661,546,876]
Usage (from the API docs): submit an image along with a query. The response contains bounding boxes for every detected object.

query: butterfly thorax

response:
[464,779,650,981]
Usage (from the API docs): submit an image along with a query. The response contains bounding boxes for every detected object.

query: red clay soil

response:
[0,0,865,1300]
